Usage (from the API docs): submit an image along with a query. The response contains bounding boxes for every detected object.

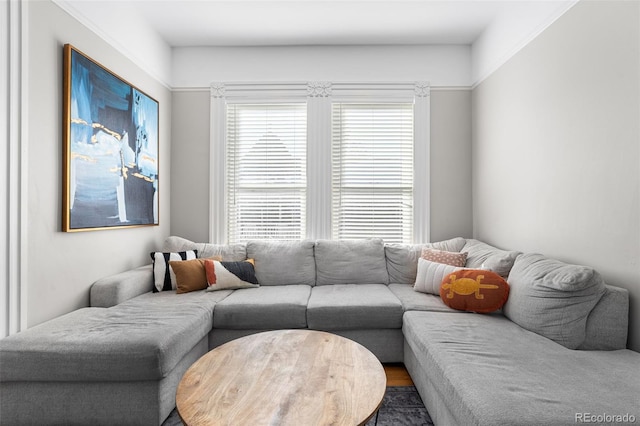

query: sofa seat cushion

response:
[388,284,459,313]
[403,311,640,426]
[307,284,403,330]
[119,288,233,312]
[0,292,222,382]
[213,285,311,329]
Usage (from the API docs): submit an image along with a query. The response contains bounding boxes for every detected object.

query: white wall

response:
[170,44,473,243]
[472,0,640,351]
[23,1,171,328]
[172,45,471,88]
[171,87,473,244]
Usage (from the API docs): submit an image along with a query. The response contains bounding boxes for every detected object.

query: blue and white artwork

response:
[65,46,158,230]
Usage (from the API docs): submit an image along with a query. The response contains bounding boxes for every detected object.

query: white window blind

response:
[331,103,414,243]
[226,104,307,243]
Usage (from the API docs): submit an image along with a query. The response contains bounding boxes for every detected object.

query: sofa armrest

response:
[90,265,153,307]
[579,284,629,350]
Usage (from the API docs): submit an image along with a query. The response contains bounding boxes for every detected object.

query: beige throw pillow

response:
[205,259,260,291]
[421,248,467,267]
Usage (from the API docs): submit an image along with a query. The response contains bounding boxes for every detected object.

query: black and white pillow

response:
[150,250,198,292]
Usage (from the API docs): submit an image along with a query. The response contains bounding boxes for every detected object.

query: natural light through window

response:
[210,82,430,244]
[331,103,414,243]
[226,104,307,243]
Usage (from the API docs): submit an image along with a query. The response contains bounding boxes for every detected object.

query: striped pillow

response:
[414,258,462,295]
[150,250,198,292]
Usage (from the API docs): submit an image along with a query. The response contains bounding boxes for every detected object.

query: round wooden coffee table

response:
[176,330,386,426]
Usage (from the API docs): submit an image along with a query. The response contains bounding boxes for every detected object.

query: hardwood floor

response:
[383,363,414,386]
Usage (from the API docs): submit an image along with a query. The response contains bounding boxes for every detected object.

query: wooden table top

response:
[176,330,387,426]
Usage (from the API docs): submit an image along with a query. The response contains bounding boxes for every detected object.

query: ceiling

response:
[55,0,578,86]
[142,0,502,46]
[58,0,568,47]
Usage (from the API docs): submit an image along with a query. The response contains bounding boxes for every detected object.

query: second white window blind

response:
[331,103,414,244]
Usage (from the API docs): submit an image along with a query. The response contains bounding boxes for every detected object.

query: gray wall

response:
[170,90,211,242]
[472,0,640,351]
[430,89,472,242]
[170,89,473,243]
[25,1,171,327]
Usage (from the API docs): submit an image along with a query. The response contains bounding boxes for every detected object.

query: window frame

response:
[209,81,430,244]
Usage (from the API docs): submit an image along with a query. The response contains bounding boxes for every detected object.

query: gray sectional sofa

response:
[1,236,638,426]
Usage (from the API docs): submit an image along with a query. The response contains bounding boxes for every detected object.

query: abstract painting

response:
[63,44,159,231]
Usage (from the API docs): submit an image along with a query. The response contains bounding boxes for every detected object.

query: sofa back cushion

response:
[246,240,316,286]
[462,239,521,278]
[503,253,606,349]
[163,236,247,261]
[385,237,467,284]
[315,239,388,285]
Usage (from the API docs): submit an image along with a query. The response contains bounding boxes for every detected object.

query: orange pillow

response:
[169,256,221,294]
[439,269,509,313]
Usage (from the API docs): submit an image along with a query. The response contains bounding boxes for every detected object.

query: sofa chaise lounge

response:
[1,236,638,426]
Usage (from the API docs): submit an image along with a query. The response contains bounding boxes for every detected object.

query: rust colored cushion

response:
[169,256,221,294]
[439,269,510,313]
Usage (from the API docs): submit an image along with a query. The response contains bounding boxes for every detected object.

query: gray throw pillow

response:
[462,239,520,278]
[503,253,606,349]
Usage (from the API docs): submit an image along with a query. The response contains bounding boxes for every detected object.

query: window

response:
[331,103,414,243]
[210,82,430,244]
[226,104,307,243]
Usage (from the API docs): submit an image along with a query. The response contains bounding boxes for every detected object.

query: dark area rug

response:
[163,386,433,426]
[366,386,433,426]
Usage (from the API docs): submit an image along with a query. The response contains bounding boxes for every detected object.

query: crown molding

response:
[52,0,172,89]
[471,0,579,88]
